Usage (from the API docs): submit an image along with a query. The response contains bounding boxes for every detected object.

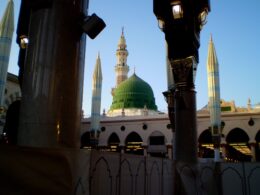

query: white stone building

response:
[81,31,260,162]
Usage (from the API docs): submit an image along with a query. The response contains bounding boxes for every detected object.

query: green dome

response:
[110,74,157,110]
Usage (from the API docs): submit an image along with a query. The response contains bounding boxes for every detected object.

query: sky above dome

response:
[1,0,260,117]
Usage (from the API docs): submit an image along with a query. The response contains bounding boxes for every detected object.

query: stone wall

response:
[1,146,260,195]
[89,151,173,195]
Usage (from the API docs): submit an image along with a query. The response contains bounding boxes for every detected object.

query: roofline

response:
[82,111,260,124]
[7,72,19,84]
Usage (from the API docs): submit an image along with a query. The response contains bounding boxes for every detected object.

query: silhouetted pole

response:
[154,0,210,194]
[17,0,89,148]
[163,42,176,158]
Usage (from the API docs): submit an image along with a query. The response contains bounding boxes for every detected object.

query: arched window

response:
[107,133,120,152]
[198,129,213,158]
[81,131,91,148]
[226,128,251,162]
[255,130,260,161]
[125,132,143,155]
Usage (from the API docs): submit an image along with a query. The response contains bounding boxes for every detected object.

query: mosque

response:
[1,30,260,162]
[0,4,260,161]
[81,30,260,162]
[0,0,259,161]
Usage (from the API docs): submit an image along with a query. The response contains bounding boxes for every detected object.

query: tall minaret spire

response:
[113,28,129,93]
[122,26,124,35]
[207,34,221,162]
[0,0,14,106]
[90,53,103,142]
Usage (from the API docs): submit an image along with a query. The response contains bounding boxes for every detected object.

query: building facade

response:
[81,31,260,162]
[81,103,260,161]
[2,31,260,162]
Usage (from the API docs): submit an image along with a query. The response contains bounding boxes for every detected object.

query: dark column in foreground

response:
[18,0,89,148]
[171,57,198,164]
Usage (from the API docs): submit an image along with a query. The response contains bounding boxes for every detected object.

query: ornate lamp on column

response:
[154,0,210,163]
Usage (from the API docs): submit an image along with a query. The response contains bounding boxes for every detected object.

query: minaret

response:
[90,53,103,143]
[112,28,129,95]
[207,34,221,162]
[0,0,14,107]
[247,98,252,111]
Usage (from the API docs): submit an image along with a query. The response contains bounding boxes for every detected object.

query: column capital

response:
[170,56,197,88]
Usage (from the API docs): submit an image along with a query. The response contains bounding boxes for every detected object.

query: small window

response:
[248,118,254,126]
[101,127,106,132]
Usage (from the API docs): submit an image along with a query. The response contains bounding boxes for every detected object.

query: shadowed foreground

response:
[1,145,260,195]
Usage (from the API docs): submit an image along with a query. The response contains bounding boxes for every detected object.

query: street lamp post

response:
[154,0,210,193]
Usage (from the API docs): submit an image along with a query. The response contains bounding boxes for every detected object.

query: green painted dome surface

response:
[110,74,157,110]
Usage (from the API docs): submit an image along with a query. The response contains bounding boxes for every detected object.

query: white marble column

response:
[221,141,227,161]
[249,142,256,162]
[120,145,124,154]
[167,145,172,159]
[143,145,148,156]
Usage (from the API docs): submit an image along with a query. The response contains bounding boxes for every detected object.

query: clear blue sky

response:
[1,0,260,116]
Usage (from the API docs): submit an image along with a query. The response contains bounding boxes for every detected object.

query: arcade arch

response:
[198,129,213,158]
[107,132,120,152]
[81,131,91,148]
[225,128,251,162]
[125,132,143,155]
[255,130,260,161]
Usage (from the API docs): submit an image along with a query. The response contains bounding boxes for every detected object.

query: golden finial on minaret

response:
[122,26,124,36]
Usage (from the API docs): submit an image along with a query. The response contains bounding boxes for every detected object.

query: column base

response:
[0,145,90,194]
